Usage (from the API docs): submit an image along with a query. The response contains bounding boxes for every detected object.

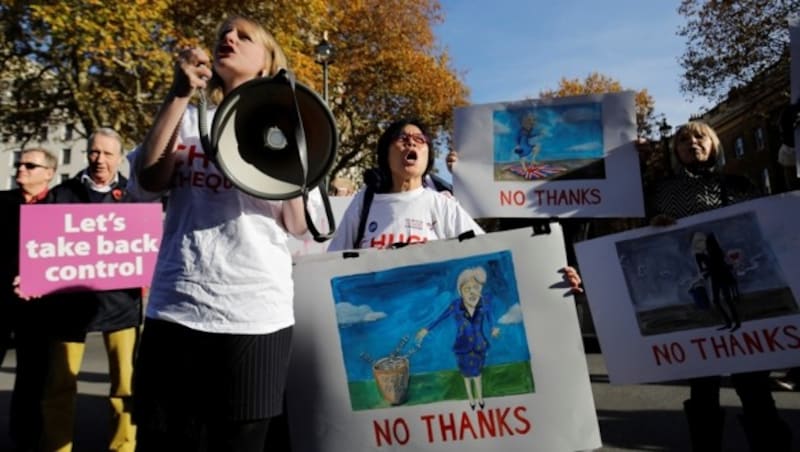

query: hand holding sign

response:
[19,203,163,295]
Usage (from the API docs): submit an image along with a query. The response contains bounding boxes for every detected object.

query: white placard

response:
[453,91,642,218]
[576,192,800,384]
[288,194,354,258]
[288,227,601,451]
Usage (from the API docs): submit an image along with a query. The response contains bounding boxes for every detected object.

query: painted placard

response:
[288,226,600,452]
[19,203,162,296]
[575,192,800,384]
[453,91,641,218]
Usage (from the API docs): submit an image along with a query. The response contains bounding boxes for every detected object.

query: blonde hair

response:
[456,267,487,292]
[21,147,58,170]
[690,231,707,254]
[207,16,289,105]
[672,121,722,160]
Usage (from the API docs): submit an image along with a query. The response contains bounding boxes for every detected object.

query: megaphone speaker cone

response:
[210,74,337,200]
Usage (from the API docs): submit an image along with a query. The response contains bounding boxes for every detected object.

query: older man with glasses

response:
[0,147,58,452]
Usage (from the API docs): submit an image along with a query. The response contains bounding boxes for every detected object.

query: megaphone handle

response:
[283,70,310,188]
[304,180,337,243]
[283,69,334,242]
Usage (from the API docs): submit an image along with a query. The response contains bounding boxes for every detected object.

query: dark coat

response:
[1,188,55,340]
[45,173,143,338]
[1,189,28,300]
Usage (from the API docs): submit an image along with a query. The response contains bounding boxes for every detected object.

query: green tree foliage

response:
[0,0,468,184]
[677,0,799,101]
[323,0,469,180]
[0,0,177,145]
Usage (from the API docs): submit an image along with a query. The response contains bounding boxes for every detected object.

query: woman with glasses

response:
[327,118,483,251]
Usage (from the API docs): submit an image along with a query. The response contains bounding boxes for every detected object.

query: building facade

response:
[1,123,132,190]
[698,61,795,194]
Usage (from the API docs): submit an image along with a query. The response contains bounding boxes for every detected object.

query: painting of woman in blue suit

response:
[415,267,499,410]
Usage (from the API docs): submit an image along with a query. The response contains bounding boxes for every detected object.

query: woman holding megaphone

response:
[130,16,305,451]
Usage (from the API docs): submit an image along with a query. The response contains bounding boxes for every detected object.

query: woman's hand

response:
[13,275,40,301]
[561,266,583,294]
[634,137,653,156]
[445,150,458,172]
[650,214,677,227]
[172,48,213,98]
[415,328,429,345]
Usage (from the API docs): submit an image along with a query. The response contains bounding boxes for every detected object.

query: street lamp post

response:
[314,31,335,104]
[659,117,672,174]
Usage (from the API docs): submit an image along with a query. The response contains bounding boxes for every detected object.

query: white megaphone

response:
[198,69,337,242]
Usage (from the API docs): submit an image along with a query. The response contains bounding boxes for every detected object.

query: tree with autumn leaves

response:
[0,0,468,181]
[539,72,657,139]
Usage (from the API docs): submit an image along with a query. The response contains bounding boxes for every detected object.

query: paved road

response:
[1,335,798,451]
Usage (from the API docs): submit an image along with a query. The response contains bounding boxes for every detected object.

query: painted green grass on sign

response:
[348,361,535,411]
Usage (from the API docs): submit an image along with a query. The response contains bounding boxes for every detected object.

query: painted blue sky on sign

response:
[493,102,604,163]
[330,251,531,382]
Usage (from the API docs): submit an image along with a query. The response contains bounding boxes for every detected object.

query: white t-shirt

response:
[127,105,297,334]
[327,186,484,251]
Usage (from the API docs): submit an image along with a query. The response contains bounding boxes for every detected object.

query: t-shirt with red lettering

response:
[127,105,300,335]
[327,186,483,251]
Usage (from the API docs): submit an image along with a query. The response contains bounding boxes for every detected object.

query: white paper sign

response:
[453,91,642,218]
[288,227,601,451]
[576,192,800,384]
[288,194,354,258]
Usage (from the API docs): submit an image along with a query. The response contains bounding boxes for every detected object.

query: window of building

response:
[64,123,74,141]
[9,176,18,189]
[754,128,765,152]
[38,125,48,142]
[60,173,70,183]
[62,148,71,165]
[734,137,745,159]
[11,149,21,165]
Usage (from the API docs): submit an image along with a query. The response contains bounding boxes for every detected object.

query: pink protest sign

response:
[19,203,162,296]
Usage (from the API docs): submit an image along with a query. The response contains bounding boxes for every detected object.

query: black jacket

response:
[46,173,143,338]
[0,189,54,305]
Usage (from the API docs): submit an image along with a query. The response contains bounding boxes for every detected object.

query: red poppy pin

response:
[111,188,124,201]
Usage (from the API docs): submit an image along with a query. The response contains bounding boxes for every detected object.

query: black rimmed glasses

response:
[14,162,50,170]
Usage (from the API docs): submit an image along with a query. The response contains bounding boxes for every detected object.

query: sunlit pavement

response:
[1,335,798,451]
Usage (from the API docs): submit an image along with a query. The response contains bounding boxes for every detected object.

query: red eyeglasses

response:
[395,132,429,145]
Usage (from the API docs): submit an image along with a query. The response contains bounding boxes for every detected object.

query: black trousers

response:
[137,418,271,452]
[687,371,791,451]
[134,318,293,452]
[8,302,51,450]
[689,371,775,415]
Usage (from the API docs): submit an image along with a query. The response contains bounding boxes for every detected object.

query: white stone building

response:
[0,123,132,190]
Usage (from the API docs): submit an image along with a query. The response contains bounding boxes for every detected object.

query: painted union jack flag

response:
[505,163,566,180]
